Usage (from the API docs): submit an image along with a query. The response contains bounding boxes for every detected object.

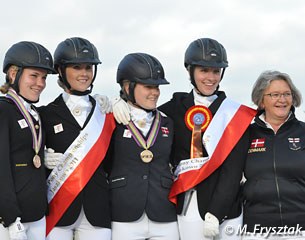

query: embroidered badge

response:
[123,129,132,138]
[288,137,301,150]
[54,123,64,134]
[251,138,265,148]
[18,119,28,129]
[161,127,169,137]
[248,138,266,153]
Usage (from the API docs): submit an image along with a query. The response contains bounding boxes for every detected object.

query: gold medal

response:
[127,111,160,164]
[33,154,41,168]
[140,149,153,163]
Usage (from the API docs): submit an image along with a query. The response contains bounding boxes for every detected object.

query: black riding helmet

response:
[3,41,55,94]
[54,37,101,96]
[117,52,169,104]
[184,38,228,95]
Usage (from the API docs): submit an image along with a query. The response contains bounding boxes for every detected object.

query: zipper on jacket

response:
[272,134,284,226]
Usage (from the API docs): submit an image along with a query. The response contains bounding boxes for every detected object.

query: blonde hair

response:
[0,65,19,94]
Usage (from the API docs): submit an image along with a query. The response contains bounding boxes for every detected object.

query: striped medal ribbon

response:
[127,111,161,163]
[6,88,42,168]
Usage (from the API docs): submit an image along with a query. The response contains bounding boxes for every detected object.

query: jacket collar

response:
[254,106,297,130]
[49,94,96,128]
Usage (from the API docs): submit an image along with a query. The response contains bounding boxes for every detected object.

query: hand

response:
[93,94,112,114]
[8,217,27,240]
[111,97,130,125]
[44,148,63,169]
[203,212,219,237]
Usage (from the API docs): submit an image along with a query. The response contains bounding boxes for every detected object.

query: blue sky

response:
[1,0,304,119]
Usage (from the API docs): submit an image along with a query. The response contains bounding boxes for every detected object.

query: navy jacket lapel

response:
[50,95,80,127]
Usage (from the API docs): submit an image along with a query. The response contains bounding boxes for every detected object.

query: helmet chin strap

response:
[126,100,156,113]
[68,86,93,96]
[189,66,226,97]
[19,94,39,104]
[7,68,40,103]
[8,68,23,94]
[133,102,156,112]
[121,83,156,113]
[194,85,219,97]
[59,65,97,96]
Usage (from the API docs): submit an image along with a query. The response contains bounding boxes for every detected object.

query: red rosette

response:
[184,105,212,132]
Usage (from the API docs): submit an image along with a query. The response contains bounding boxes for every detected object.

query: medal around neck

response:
[127,111,161,164]
[33,154,41,168]
[140,149,154,163]
[6,89,42,168]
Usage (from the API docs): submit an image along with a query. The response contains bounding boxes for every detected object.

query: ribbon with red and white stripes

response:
[169,99,256,204]
[46,105,115,236]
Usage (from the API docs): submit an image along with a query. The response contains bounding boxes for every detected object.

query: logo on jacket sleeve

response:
[288,137,301,150]
[248,138,266,153]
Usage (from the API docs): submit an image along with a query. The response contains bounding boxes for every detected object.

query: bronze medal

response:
[33,154,41,168]
[140,149,153,163]
[6,90,43,168]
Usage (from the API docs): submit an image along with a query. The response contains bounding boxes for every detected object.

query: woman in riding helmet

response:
[113,38,256,240]
[109,52,179,240]
[40,37,115,240]
[0,41,55,240]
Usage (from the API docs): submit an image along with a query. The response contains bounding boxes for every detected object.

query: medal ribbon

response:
[184,106,212,158]
[191,125,203,158]
[126,111,161,150]
[6,89,42,155]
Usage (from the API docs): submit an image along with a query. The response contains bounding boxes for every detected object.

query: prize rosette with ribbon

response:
[184,105,212,131]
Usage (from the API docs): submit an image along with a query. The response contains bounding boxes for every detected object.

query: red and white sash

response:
[46,105,115,236]
[169,99,256,204]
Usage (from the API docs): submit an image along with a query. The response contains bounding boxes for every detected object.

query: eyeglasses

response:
[264,92,293,100]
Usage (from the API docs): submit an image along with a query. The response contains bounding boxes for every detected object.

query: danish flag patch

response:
[161,127,169,137]
[248,138,266,153]
[251,138,265,148]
